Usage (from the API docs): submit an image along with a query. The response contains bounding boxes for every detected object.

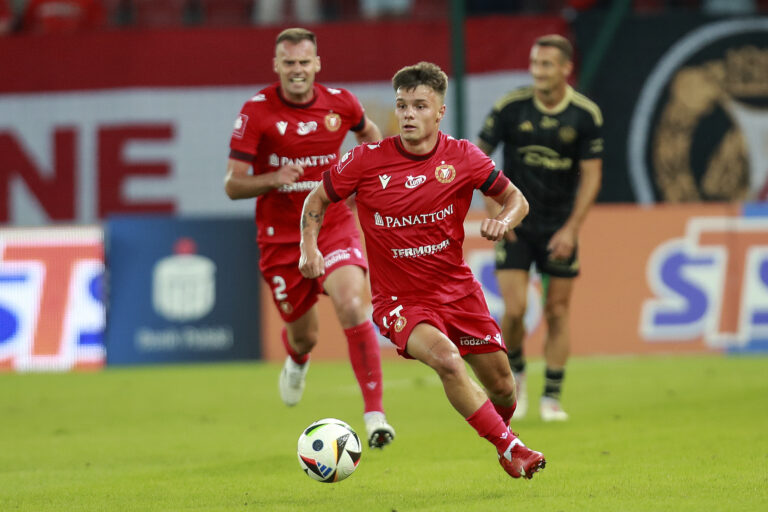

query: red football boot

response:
[498,437,546,479]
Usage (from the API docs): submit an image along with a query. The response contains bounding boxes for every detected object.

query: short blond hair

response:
[276,28,317,49]
[534,34,573,62]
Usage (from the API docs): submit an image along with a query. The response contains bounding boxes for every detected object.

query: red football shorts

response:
[259,231,368,323]
[373,287,506,358]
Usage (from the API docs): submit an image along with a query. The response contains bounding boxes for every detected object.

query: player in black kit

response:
[477,34,603,422]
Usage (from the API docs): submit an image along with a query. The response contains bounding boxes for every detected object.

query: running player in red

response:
[225,28,395,448]
[300,62,546,479]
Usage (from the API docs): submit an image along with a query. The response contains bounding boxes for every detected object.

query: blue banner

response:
[105,216,262,365]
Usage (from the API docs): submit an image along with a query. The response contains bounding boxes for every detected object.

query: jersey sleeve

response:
[578,105,604,161]
[343,89,367,132]
[477,104,505,151]
[228,101,261,163]
[466,141,510,196]
[322,145,364,203]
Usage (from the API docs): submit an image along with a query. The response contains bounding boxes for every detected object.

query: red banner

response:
[0,15,566,93]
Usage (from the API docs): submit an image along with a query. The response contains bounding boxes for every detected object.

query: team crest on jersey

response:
[394,316,407,333]
[518,120,534,132]
[559,126,576,143]
[435,164,456,184]
[325,113,342,131]
[233,114,248,139]
[279,301,294,315]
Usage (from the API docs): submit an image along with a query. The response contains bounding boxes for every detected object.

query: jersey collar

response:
[394,132,442,161]
[276,83,319,109]
[533,85,574,116]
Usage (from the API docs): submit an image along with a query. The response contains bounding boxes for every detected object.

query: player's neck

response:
[279,86,316,105]
[398,132,439,155]
[535,83,567,109]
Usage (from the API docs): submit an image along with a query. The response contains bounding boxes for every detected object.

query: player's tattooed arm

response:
[480,183,529,242]
[299,184,332,278]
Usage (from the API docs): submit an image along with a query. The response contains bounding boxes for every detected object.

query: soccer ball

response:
[297,418,362,483]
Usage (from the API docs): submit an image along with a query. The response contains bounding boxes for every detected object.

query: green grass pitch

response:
[1,354,766,511]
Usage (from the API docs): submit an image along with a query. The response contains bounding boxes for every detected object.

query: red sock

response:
[493,401,517,426]
[281,328,309,365]
[466,400,516,453]
[344,321,384,413]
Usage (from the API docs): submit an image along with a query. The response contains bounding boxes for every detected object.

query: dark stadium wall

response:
[572,12,768,204]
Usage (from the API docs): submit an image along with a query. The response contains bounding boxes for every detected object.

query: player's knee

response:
[544,302,569,324]
[333,295,368,328]
[502,300,526,321]
[291,332,319,353]
[430,347,464,380]
[488,376,516,401]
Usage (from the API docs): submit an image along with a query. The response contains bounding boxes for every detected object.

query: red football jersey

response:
[323,131,510,305]
[229,83,365,244]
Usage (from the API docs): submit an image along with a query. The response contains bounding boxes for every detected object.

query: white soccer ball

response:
[297,418,362,483]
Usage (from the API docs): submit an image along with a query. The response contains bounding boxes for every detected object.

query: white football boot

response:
[540,396,569,422]
[363,411,396,449]
[278,356,309,406]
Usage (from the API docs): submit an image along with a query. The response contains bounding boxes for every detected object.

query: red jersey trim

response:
[322,170,343,203]
[394,135,441,161]
[229,149,255,163]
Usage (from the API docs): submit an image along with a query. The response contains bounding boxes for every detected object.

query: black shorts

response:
[495,228,580,278]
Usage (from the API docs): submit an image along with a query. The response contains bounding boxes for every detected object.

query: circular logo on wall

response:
[628,19,768,202]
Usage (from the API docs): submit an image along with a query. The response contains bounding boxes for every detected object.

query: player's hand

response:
[480,218,510,241]
[273,164,304,188]
[299,246,325,279]
[547,226,577,261]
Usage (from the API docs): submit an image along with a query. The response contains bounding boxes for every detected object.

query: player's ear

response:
[563,59,573,79]
[273,57,278,74]
[437,104,446,122]
[315,56,321,72]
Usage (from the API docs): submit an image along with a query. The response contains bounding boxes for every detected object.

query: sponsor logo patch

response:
[405,175,426,189]
[233,114,248,139]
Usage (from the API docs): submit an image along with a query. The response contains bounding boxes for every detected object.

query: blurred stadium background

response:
[2,0,768,370]
[1,1,768,510]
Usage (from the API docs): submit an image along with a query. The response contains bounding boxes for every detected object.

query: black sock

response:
[507,348,526,374]
[543,368,565,400]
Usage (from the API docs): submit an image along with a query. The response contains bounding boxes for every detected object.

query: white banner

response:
[0,72,528,225]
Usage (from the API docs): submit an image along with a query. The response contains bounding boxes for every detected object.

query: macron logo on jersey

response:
[276,121,288,135]
[379,174,391,189]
